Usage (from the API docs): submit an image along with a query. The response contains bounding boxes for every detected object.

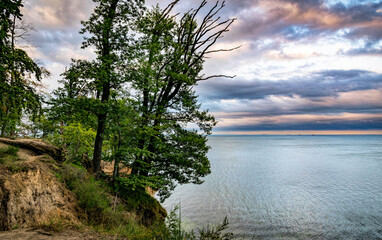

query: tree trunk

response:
[1,108,9,137]
[92,112,106,174]
[1,121,7,137]
[112,130,122,180]
[91,0,118,176]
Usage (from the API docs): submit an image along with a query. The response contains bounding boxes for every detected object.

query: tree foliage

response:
[46,0,236,201]
[78,0,145,174]
[126,1,235,200]
[0,0,49,137]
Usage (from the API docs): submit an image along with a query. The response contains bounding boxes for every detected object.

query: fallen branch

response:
[0,138,63,162]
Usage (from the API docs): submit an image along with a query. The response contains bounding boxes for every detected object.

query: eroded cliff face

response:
[0,145,81,230]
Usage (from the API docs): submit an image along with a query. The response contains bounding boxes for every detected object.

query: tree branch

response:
[196,74,236,81]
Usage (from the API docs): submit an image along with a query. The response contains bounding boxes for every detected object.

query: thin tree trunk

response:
[91,0,118,176]
[112,128,121,180]
[93,112,107,174]
[1,108,9,137]
[1,121,7,137]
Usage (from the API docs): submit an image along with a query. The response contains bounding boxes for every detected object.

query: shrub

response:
[164,205,234,240]
[59,164,149,238]
[48,123,95,164]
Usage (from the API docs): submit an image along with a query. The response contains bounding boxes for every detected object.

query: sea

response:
[162,135,382,239]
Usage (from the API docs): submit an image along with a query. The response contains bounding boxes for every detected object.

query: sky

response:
[20,0,382,135]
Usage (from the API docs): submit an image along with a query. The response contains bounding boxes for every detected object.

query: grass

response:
[0,145,30,173]
[0,145,19,164]
[5,164,29,173]
[0,145,235,239]
[57,165,236,239]
[59,164,161,239]
[164,206,235,240]
[37,216,67,233]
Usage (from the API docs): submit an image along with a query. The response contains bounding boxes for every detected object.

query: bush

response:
[48,123,95,164]
[59,164,151,238]
[164,205,234,240]
[114,178,167,227]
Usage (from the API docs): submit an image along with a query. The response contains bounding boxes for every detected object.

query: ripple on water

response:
[162,135,382,239]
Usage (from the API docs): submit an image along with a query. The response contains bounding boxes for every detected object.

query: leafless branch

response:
[160,0,180,22]
[15,20,36,42]
[196,74,236,81]
[148,0,238,108]
[205,45,241,54]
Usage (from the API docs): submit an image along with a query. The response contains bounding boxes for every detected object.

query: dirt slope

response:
[0,141,80,231]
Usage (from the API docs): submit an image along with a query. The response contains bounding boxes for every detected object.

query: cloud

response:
[19,0,382,132]
[196,68,382,131]
[213,112,382,131]
[198,70,382,100]
[222,0,382,56]
[19,0,95,90]
[22,0,94,61]
[22,0,94,30]
[201,89,382,118]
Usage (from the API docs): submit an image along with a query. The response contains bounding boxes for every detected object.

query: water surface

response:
[162,135,382,239]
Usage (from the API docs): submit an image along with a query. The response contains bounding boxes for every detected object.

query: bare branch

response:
[205,45,241,54]
[160,0,180,22]
[196,74,236,81]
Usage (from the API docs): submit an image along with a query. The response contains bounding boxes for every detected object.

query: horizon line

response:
[211,130,382,135]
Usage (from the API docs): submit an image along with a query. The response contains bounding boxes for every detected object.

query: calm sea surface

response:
[162,135,382,239]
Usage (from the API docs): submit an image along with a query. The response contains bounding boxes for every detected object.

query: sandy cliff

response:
[0,141,81,231]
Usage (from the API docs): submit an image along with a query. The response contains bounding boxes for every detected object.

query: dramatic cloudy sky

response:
[21,0,382,134]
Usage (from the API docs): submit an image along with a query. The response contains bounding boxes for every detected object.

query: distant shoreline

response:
[210,134,382,136]
[211,130,382,136]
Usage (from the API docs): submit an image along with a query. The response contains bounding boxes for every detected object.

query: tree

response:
[48,60,98,129]
[78,0,145,174]
[123,0,236,200]
[0,0,49,137]
[56,0,236,201]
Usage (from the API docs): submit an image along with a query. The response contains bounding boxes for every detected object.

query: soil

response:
[0,228,117,240]
[0,140,82,235]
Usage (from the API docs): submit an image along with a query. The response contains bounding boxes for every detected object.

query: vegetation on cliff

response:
[0,141,234,239]
[1,0,237,239]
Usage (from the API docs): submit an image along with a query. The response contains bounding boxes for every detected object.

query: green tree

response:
[48,60,98,130]
[124,1,236,201]
[78,0,145,174]
[0,0,49,137]
[55,0,236,201]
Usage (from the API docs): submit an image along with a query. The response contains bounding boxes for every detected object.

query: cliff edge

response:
[0,139,167,239]
[0,141,81,231]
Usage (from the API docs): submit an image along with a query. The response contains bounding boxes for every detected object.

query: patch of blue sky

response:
[326,0,382,7]
[282,25,311,40]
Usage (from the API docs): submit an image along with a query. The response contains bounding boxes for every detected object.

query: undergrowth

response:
[165,206,235,240]
[37,215,68,233]
[59,164,163,239]
[55,164,236,239]
[0,146,29,173]
[0,145,19,164]
[0,145,236,239]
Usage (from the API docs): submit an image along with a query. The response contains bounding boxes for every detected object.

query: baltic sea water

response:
[162,135,382,239]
